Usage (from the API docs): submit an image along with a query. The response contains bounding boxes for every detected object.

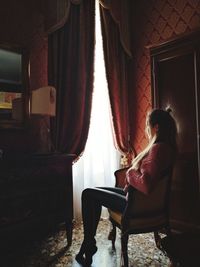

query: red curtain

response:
[100,3,135,160]
[48,0,95,157]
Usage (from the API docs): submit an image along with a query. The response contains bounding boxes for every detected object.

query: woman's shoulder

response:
[141,142,174,168]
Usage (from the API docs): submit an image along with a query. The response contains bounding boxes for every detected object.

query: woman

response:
[76,108,177,266]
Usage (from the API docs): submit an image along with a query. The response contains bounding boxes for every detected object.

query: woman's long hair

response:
[131,108,177,170]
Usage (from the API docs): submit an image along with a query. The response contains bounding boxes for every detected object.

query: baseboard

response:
[170,219,200,233]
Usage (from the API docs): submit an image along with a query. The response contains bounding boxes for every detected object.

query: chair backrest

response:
[125,169,173,218]
[114,167,129,188]
[114,166,173,218]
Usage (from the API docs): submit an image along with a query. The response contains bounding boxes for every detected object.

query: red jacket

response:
[126,143,174,195]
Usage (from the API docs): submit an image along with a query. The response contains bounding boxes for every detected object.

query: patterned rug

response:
[2,219,170,267]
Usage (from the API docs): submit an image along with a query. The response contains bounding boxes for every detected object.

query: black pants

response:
[81,187,127,245]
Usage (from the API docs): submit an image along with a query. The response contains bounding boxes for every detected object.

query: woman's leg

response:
[76,187,127,265]
[82,187,126,241]
[97,186,126,196]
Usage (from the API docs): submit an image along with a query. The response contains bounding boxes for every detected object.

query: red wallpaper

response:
[130,0,200,153]
[29,14,48,90]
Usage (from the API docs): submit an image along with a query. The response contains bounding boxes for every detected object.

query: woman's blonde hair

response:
[131,135,156,170]
[130,108,177,171]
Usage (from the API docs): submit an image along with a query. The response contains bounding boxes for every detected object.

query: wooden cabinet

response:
[149,30,200,232]
[0,153,75,248]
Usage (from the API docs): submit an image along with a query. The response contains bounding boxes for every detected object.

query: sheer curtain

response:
[73,0,120,220]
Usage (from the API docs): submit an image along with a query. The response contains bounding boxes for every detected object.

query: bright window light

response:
[73,1,119,219]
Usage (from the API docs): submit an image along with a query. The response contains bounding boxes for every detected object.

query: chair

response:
[108,167,173,267]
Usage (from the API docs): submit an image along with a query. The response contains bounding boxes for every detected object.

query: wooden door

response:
[150,31,200,232]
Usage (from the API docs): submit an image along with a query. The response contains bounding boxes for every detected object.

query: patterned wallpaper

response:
[130,0,200,153]
[29,13,48,91]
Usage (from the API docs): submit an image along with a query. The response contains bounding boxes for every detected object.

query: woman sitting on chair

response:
[75,108,177,266]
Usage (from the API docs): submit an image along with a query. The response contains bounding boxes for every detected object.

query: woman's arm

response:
[126,143,172,195]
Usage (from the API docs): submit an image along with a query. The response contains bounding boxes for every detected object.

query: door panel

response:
[150,32,200,232]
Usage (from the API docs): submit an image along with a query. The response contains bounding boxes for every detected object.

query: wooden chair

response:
[108,167,173,267]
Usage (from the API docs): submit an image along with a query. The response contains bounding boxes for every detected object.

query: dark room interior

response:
[0,0,200,266]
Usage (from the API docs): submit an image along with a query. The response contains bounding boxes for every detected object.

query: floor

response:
[2,219,171,267]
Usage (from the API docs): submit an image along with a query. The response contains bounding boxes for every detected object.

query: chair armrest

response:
[114,167,129,188]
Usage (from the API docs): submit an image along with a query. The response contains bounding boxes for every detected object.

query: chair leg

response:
[121,232,129,267]
[154,227,178,267]
[65,221,73,246]
[154,225,172,250]
[165,225,172,238]
[108,222,116,249]
[154,231,162,250]
[160,226,180,267]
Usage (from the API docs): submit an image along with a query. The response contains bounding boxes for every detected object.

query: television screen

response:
[0,48,23,119]
[0,48,22,92]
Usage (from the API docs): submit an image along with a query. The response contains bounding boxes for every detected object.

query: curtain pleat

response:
[48,0,95,157]
[100,4,134,159]
[99,0,132,57]
[45,0,82,34]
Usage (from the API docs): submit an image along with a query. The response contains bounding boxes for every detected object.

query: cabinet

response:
[0,153,75,248]
[150,30,200,232]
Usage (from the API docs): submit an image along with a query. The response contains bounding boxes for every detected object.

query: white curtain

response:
[72,0,120,220]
